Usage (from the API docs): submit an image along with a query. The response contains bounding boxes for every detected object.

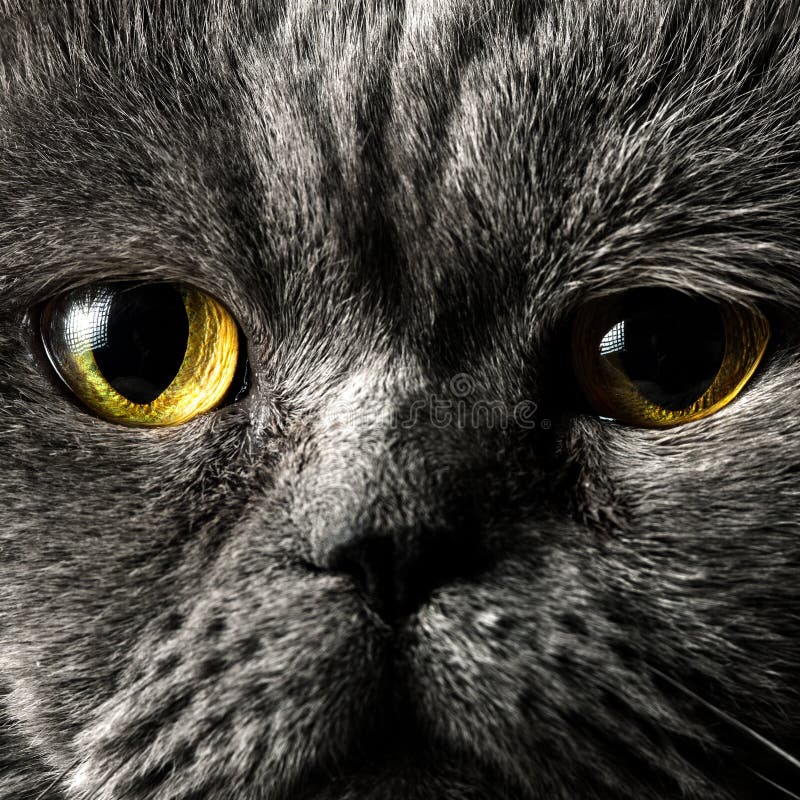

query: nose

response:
[324,521,485,622]
[296,369,504,623]
[301,436,493,622]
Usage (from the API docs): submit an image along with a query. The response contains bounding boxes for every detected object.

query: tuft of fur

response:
[0,1,798,798]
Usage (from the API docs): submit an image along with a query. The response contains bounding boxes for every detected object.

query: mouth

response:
[282,641,534,800]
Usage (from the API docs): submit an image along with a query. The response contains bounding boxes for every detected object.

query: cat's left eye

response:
[40,282,245,426]
[572,289,770,428]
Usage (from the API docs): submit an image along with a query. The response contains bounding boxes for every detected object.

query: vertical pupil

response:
[601,293,726,410]
[92,285,189,404]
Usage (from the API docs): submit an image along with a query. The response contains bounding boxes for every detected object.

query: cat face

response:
[0,2,798,799]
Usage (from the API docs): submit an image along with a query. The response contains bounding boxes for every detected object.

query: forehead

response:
[0,1,798,363]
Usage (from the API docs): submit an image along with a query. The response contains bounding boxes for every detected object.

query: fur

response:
[0,1,798,798]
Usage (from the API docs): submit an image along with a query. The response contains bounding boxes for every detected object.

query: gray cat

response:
[0,1,798,798]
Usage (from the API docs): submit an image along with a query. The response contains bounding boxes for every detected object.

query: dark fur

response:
[0,1,798,798]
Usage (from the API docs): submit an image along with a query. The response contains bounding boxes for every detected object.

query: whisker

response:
[750,768,800,800]
[652,668,800,772]
[33,757,82,800]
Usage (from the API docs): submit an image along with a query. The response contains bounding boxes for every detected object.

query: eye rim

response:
[571,290,771,429]
[39,280,249,427]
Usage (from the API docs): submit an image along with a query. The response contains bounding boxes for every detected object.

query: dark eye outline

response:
[570,291,771,429]
[37,281,250,427]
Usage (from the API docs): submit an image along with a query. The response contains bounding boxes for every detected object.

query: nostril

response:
[329,536,399,620]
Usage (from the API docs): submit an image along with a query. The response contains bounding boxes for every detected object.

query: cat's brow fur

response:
[0,1,798,798]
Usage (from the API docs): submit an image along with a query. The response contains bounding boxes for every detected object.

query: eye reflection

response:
[599,321,625,356]
[62,289,114,352]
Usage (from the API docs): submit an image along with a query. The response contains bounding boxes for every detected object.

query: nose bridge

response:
[301,366,435,562]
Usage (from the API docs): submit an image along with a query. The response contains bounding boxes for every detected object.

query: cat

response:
[0,1,798,798]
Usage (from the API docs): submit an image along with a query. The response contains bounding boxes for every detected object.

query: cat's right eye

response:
[40,281,247,426]
[572,289,770,428]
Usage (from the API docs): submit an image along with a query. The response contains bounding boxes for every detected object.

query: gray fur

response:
[0,1,798,798]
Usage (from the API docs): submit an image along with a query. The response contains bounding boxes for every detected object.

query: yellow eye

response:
[41,282,242,426]
[572,290,770,428]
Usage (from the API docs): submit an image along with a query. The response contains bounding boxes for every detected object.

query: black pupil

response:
[92,285,189,404]
[601,291,725,410]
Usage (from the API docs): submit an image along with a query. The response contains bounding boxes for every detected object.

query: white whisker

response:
[33,758,81,800]
[750,768,800,800]
[653,668,800,771]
